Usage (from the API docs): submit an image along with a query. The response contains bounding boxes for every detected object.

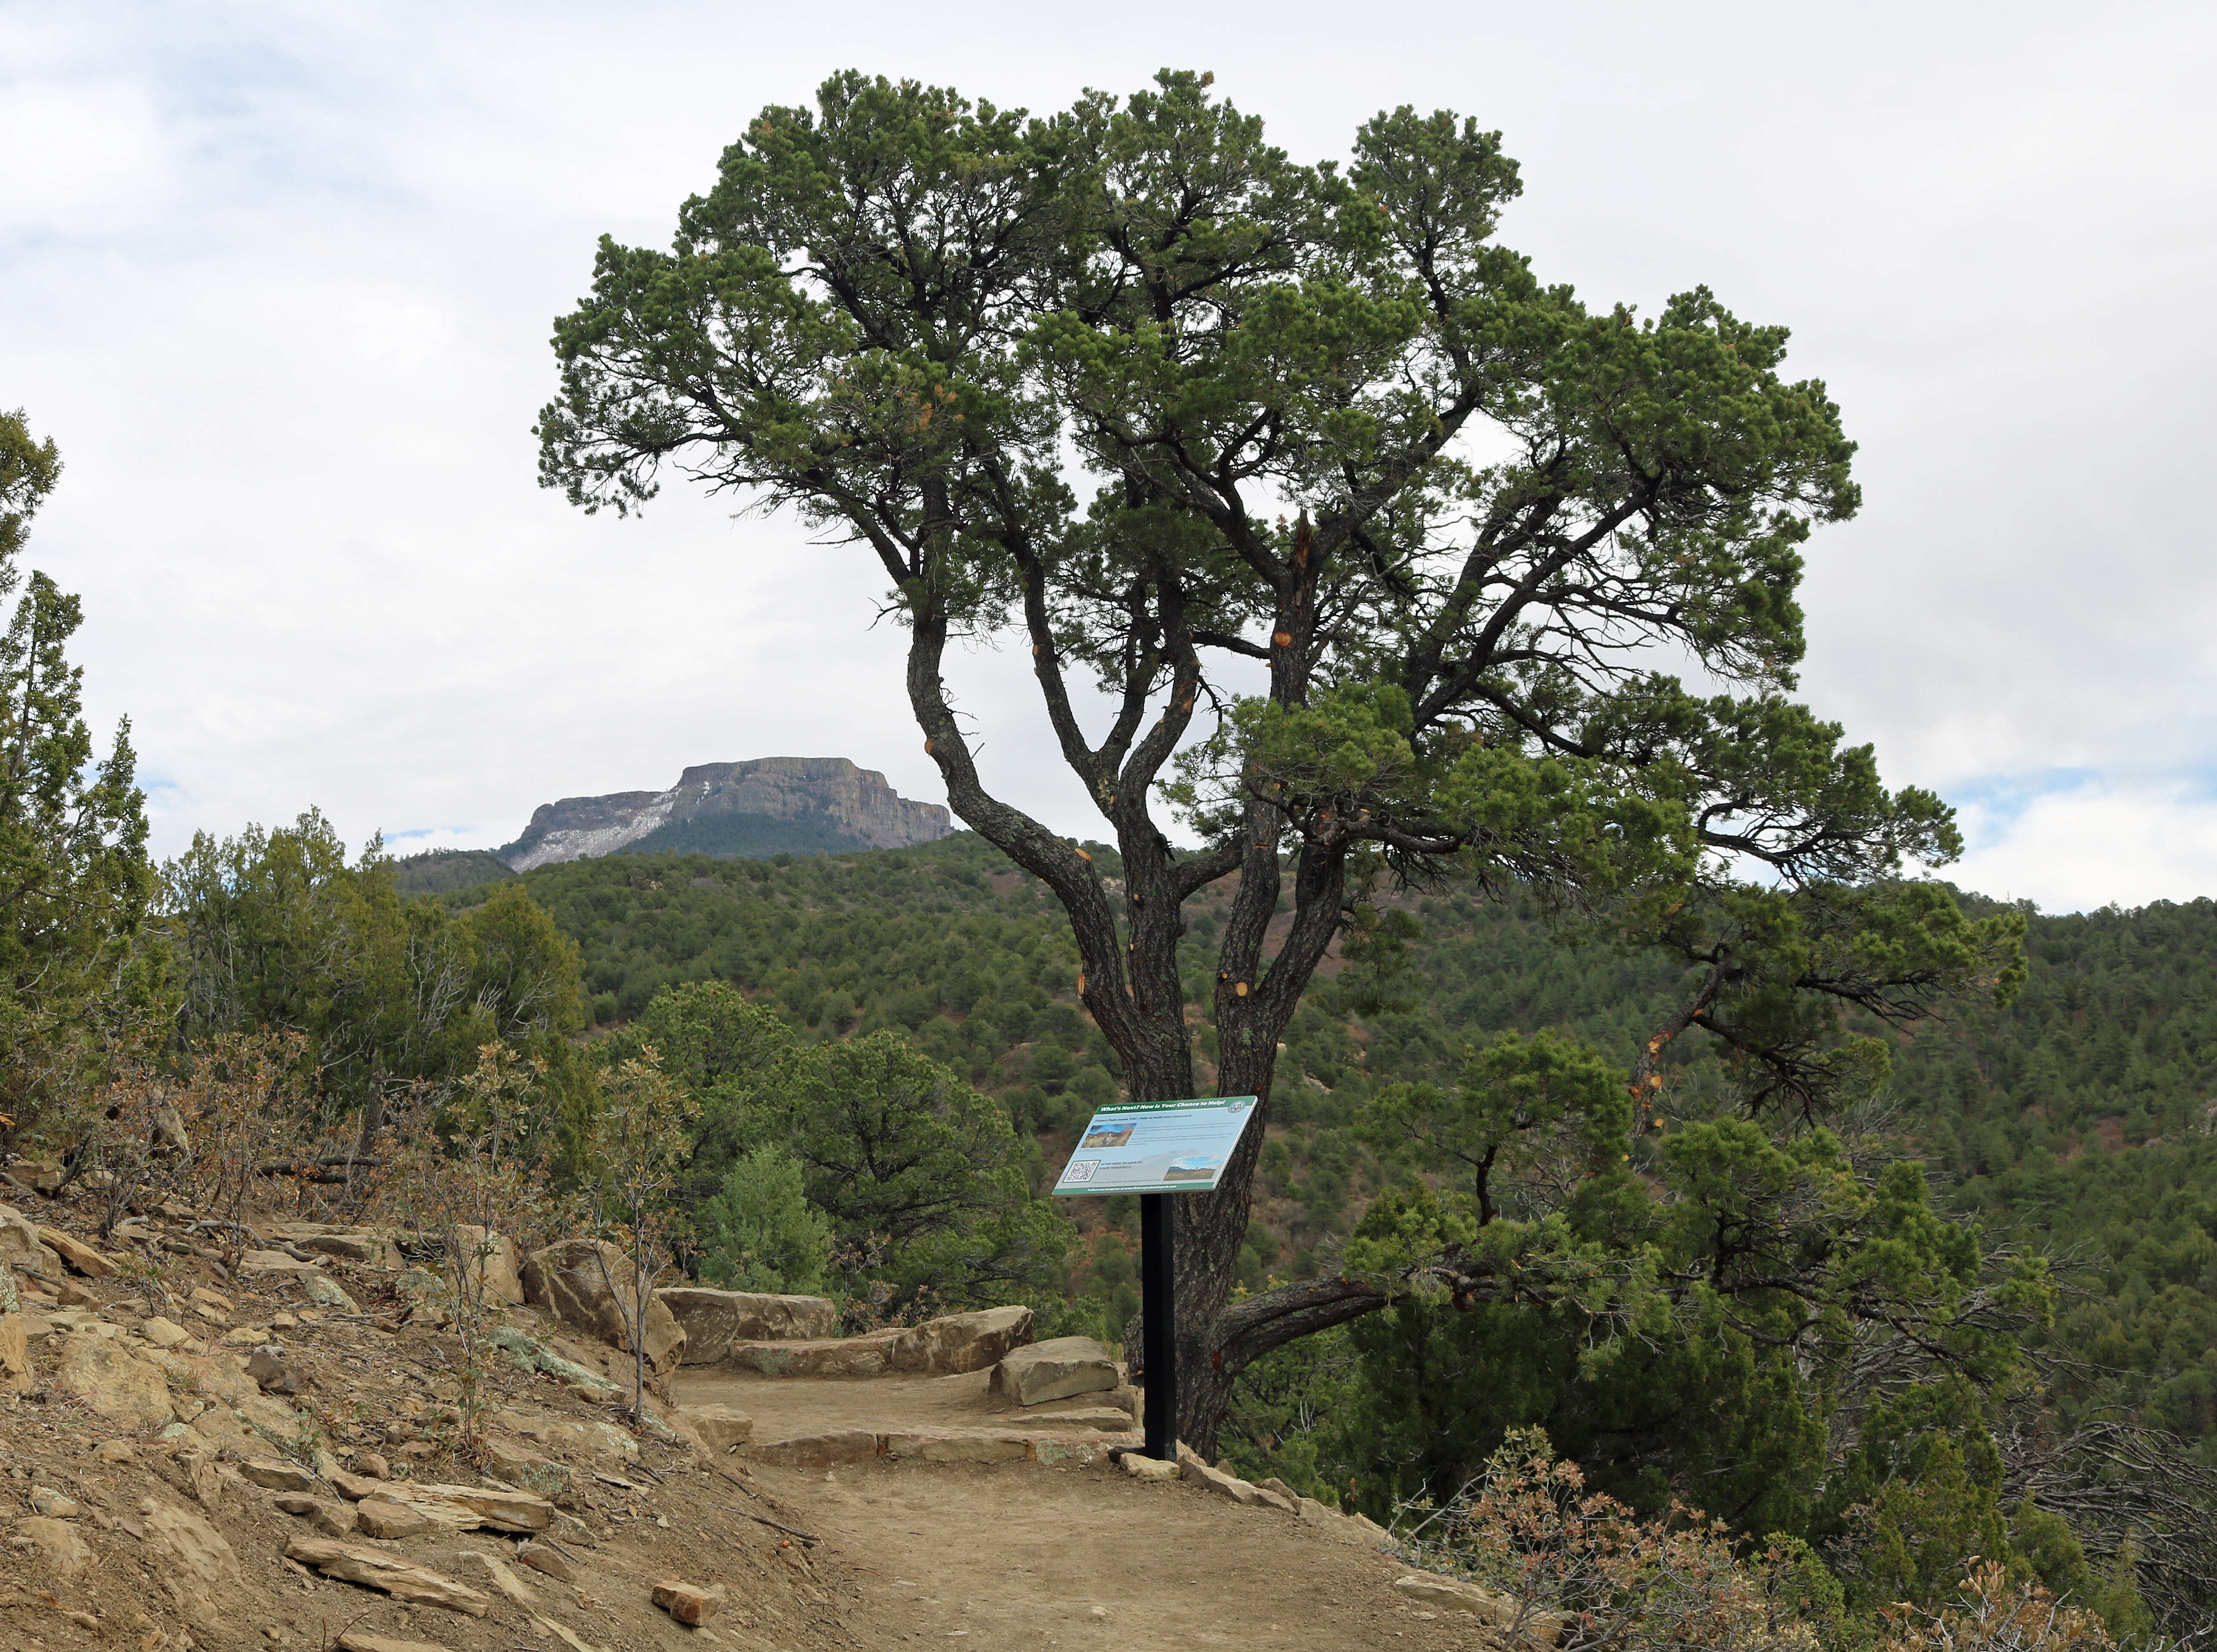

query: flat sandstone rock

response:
[284,1537,492,1617]
[991,1335,1120,1405]
[656,1287,837,1361]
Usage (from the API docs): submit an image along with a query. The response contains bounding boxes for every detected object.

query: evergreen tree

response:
[538,70,2018,1450]
[0,409,164,1142]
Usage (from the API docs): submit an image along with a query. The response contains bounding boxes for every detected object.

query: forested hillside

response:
[431,833,2217,1465]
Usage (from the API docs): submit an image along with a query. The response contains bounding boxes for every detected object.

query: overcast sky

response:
[6,1,2214,912]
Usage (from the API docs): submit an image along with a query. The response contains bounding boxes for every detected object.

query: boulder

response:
[53,1328,173,1427]
[15,1514,93,1578]
[991,1336,1120,1405]
[1119,1451,1179,1482]
[284,1537,492,1617]
[0,1201,63,1278]
[520,1240,685,1375]
[488,1407,638,1463]
[681,1403,754,1454]
[889,1305,1034,1375]
[655,1287,838,1361]
[652,1581,725,1626]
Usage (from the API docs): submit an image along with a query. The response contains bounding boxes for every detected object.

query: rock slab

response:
[682,1402,755,1454]
[656,1287,837,1362]
[521,1239,686,1375]
[991,1335,1120,1404]
[888,1305,1033,1374]
[53,1328,173,1427]
[285,1537,492,1616]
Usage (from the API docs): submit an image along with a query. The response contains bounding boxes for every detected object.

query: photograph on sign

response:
[1051,1096,1260,1195]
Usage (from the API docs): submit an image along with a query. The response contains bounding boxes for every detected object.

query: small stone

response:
[274,1495,319,1514]
[189,1286,232,1314]
[239,1459,319,1493]
[93,1439,135,1463]
[141,1315,193,1348]
[329,1469,379,1500]
[651,1579,725,1626]
[1119,1450,1180,1481]
[354,1451,391,1481]
[247,1345,302,1393]
[29,1485,83,1517]
[514,1540,576,1583]
[681,1404,754,1454]
[309,1498,359,1537]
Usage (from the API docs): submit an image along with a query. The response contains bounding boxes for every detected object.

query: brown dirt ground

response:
[3,1190,1471,1652]
[771,1452,1482,1652]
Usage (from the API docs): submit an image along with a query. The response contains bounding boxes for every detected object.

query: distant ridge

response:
[495,757,951,873]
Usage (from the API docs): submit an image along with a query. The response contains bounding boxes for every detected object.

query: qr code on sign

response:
[1063,1158,1100,1184]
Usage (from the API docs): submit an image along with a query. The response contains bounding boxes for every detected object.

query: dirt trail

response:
[675,1368,1473,1651]
[758,1452,1475,1651]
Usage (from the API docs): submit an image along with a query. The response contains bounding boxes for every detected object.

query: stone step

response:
[722,1306,1034,1379]
[739,1426,1139,1470]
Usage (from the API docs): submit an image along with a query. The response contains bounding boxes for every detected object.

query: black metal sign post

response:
[1049,1094,1260,1466]
[1139,1190,1176,1462]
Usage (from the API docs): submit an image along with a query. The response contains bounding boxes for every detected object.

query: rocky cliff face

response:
[498,757,951,872]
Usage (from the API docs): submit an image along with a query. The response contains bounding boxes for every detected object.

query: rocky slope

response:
[0,1178,1533,1652]
[496,759,951,873]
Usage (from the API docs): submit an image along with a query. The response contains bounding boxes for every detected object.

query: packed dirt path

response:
[756,1451,1481,1651]
[672,1367,1477,1651]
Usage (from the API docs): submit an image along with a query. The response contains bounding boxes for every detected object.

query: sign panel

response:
[1051,1096,1260,1196]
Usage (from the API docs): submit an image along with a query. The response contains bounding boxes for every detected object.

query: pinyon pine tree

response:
[538,71,2021,1452]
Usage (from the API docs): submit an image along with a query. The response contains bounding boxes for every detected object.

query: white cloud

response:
[4,0,2215,914]
[1952,776,2217,913]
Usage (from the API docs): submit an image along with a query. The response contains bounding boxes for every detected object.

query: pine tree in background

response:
[0,409,164,1144]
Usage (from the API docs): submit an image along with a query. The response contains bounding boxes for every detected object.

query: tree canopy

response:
[539,69,2022,1450]
[0,409,163,1138]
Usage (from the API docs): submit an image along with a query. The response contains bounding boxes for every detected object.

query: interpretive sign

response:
[1051,1096,1260,1196]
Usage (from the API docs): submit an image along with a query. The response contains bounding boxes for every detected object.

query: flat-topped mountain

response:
[495,756,952,872]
